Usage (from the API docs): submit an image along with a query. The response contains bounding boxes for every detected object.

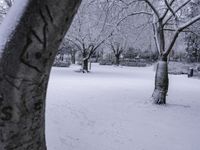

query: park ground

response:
[46,63,200,150]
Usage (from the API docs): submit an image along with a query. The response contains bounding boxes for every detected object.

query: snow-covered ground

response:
[46,64,200,150]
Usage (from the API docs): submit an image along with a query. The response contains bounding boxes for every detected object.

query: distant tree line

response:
[185,0,200,63]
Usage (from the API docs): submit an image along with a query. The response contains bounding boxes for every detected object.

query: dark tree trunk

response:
[82,59,89,72]
[0,0,81,150]
[71,52,76,64]
[152,57,169,104]
[115,55,120,66]
[60,54,64,61]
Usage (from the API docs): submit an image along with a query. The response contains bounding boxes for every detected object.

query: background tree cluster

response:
[185,0,200,62]
[61,0,155,71]
[55,0,200,69]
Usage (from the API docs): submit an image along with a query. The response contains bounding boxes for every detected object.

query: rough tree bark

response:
[71,52,76,64]
[82,58,89,72]
[152,56,169,104]
[0,0,81,150]
[139,0,200,104]
[115,54,120,66]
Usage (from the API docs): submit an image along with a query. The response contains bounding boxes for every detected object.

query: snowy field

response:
[46,64,200,150]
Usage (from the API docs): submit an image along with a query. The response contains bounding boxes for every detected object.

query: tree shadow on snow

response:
[165,103,191,108]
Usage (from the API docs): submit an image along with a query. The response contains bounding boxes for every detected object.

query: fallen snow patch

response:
[46,64,200,150]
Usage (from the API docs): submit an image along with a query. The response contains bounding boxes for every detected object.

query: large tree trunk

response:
[82,58,89,72]
[0,0,81,150]
[152,57,169,104]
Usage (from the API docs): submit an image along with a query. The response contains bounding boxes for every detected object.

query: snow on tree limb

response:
[164,14,200,56]
[163,0,191,25]
[143,0,160,19]
[0,0,29,57]
[164,0,177,19]
[161,0,176,19]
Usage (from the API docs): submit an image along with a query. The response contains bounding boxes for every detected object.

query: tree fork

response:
[0,0,81,149]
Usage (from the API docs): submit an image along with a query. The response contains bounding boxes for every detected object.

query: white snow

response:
[0,0,29,56]
[46,64,200,150]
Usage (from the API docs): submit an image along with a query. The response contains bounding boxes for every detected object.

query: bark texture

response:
[82,59,89,72]
[0,0,81,150]
[152,59,169,104]
[115,55,120,66]
[71,52,76,64]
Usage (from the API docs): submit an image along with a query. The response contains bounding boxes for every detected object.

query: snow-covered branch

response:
[164,14,200,56]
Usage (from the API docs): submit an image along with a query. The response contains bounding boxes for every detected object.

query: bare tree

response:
[67,0,136,72]
[109,35,127,66]
[146,0,200,104]
[58,39,78,64]
[0,0,81,149]
[185,0,200,62]
[110,42,124,65]
[66,0,116,72]
[121,0,200,104]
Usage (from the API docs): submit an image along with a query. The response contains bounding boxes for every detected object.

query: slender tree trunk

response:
[152,56,169,104]
[71,52,76,64]
[115,55,120,66]
[82,58,89,72]
[0,0,81,150]
[60,54,64,61]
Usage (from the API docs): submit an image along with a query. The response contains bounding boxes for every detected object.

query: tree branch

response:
[163,0,191,26]
[161,0,176,19]
[143,0,160,19]
[116,11,153,27]
[164,0,177,19]
[164,14,200,56]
